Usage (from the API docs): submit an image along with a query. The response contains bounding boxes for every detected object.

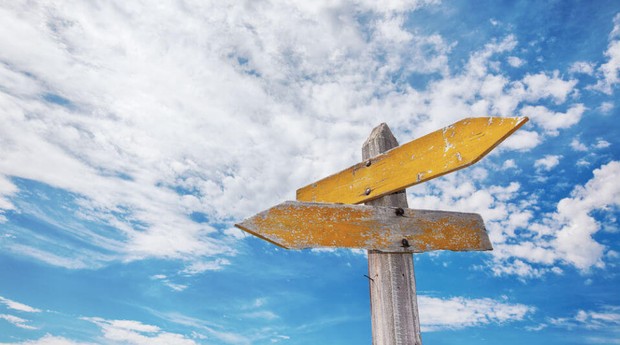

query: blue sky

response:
[1,0,619,344]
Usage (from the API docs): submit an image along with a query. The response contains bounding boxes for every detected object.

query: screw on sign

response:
[235,116,529,344]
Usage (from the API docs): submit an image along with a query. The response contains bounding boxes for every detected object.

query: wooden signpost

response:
[235,116,528,344]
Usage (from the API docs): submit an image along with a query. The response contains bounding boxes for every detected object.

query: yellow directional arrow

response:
[297,117,528,204]
[235,201,491,253]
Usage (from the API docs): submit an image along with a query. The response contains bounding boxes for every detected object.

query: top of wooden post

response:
[362,123,399,160]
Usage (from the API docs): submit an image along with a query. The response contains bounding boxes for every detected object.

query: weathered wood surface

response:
[364,123,422,345]
[234,201,490,253]
[297,116,528,205]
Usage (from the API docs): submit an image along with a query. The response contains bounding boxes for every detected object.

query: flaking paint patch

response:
[444,137,454,152]
[236,201,492,252]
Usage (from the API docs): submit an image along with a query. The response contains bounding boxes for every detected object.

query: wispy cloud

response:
[145,310,251,345]
[418,295,534,331]
[593,13,620,94]
[0,296,41,313]
[549,306,620,330]
[82,317,198,345]
[181,258,231,275]
[0,314,37,330]
[240,310,279,320]
[0,334,92,345]
[150,275,188,292]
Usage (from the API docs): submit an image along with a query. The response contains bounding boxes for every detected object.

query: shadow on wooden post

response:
[363,123,423,345]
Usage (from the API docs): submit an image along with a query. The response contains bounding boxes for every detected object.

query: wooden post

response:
[363,123,422,345]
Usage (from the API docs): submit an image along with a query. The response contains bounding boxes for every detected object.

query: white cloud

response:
[599,101,614,114]
[270,335,290,343]
[489,258,559,279]
[0,296,41,313]
[148,311,251,345]
[526,323,548,331]
[83,317,198,345]
[501,130,541,151]
[507,56,524,67]
[0,314,37,330]
[418,296,534,331]
[569,61,595,75]
[521,104,585,136]
[410,161,620,277]
[181,258,231,275]
[352,0,440,14]
[534,155,562,171]
[0,175,18,214]
[577,159,590,167]
[520,71,577,105]
[570,138,611,152]
[0,0,456,269]
[241,310,279,320]
[0,335,92,345]
[494,161,620,273]
[571,138,588,152]
[150,274,187,291]
[551,161,620,270]
[501,159,516,170]
[593,13,620,94]
[549,306,620,330]
[595,139,611,149]
[585,337,620,344]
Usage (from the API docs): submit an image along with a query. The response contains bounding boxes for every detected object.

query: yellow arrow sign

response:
[297,117,528,204]
[235,201,491,253]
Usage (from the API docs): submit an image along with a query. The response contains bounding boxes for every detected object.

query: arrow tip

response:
[234,219,293,250]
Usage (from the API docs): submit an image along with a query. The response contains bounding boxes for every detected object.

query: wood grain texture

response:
[234,201,490,253]
[297,116,528,204]
[364,123,423,345]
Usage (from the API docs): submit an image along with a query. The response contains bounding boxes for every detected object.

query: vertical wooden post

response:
[363,123,422,345]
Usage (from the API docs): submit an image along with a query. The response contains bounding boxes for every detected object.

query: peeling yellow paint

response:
[296,117,528,204]
[235,201,491,252]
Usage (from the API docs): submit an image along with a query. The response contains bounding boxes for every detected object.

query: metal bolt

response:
[395,207,405,216]
[365,188,371,195]
[401,239,410,248]
[365,160,372,167]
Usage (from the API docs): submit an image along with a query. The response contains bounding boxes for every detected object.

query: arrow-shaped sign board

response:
[297,117,528,204]
[235,201,491,253]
